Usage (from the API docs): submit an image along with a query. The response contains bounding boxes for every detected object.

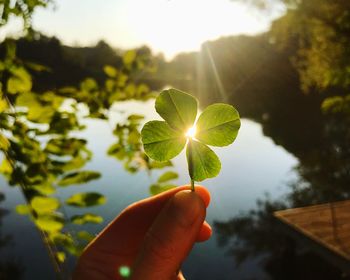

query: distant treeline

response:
[0,35,165,91]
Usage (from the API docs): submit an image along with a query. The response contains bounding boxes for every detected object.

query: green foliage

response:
[57,171,101,186]
[149,170,178,195]
[321,94,350,115]
[15,204,31,215]
[157,171,178,183]
[66,192,106,207]
[35,215,64,232]
[71,213,103,225]
[30,196,60,214]
[0,0,170,271]
[141,88,240,185]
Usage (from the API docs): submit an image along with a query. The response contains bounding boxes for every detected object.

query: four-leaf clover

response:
[141,88,241,190]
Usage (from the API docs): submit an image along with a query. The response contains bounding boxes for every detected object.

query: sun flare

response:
[186,126,197,139]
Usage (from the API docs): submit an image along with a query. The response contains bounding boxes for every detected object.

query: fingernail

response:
[168,191,205,228]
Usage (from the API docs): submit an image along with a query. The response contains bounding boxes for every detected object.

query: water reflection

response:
[213,101,350,279]
[0,192,24,280]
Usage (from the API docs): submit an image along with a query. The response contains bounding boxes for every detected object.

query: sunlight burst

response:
[186,126,197,139]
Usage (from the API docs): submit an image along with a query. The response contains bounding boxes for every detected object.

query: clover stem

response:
[190,179,195,192]
[187,139,195,192]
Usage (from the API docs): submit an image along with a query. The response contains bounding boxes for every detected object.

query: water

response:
[0,100,300,279]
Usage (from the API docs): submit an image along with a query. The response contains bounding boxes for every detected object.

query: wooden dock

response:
[274,200,350,271]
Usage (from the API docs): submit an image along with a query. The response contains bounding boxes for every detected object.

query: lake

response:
[0,100,345,279]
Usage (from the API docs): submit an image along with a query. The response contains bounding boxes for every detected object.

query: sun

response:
[186,126,197,139]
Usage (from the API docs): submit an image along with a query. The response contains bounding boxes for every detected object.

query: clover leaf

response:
[141,88,241,191]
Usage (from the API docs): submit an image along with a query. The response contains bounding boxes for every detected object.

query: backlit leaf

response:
[157,171,178,183]
[16,204,30,215]
[196,103,241,147]
[123,50,136,65]
[35,215,64,232]
[155,89,197,131]
[7,67,32,94]
[71,213,103,225]
[186,140,221,182]
[0,99,8,113]
[66,192,106,207]
[31,197,60,214]
[77,231,95,242]
[141,120,186,161]
[150,184,176,196]
[103,65,117,77]
[0,134,10,151]
[58,171,101,186]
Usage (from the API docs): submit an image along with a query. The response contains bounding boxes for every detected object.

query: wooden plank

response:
[274,200,350,262]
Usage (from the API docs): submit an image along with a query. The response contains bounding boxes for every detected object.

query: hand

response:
[73,185,212,280]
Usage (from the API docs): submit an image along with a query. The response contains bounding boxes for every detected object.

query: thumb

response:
[131,190,206,280]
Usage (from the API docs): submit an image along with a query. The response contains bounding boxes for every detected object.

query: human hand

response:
[73,185,212,280]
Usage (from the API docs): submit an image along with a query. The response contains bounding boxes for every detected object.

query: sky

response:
[1,0,283,60]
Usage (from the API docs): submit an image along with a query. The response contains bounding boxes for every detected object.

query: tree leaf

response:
[31,197,60,214]
[141,121,186,161]
[58,171,101,186]
[123,50,136,65]
[195,103,241,147]
[56,252,66,263]
[7,67,32,94]
[103,65,117,77]
[155,88,197,131]
[0,134,10,151]
[186,140,221,182]
[15,204,31,215]
[71,213,103,225]
[66,192,106,207]
[77,231,95,242]
[150,184,177,196]
[35,215,64,232]
[157,171,179,183]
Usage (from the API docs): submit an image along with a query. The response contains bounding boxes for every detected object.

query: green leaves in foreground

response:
[141,88,240,185]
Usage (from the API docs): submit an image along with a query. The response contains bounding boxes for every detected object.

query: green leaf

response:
[77,231,95,242]
[71,213,103,225]
[123,50,136,65]
[141,121,186,161]
[103,65,117,77]
[150,184,177,196]
[0,134,10,151]
[32,183,56,195]
[0,159,12,174]
[195,103,241,147]
[0,99,8,113]
[16,204,31,215]
[127,114,144,121]
[35,215,64,232]
[155,89,197,131]
[157,171,178,183]
[31,197,60,214]
[56,252,66,263]
[148,160,172,169]
[7,67,32,94]
[186,140,221,182]
[58,171,101,186]
[66,192,106,207]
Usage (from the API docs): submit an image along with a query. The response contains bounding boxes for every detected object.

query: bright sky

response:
[2,0,283,60]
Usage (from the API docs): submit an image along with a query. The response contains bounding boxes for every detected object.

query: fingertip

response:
[196,221,212,242]
[194,185,211,208]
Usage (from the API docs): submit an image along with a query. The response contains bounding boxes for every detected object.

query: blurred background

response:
[0,0,349,279]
